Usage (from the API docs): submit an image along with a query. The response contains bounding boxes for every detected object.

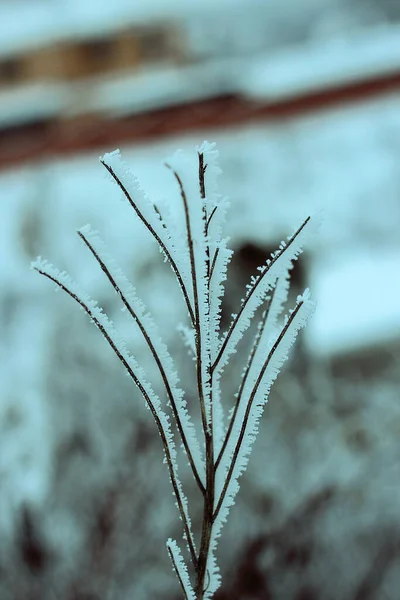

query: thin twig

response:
[167,545,191,600]
[153,203,167,229]
[78,229,205,495]
[198,152,213,434]
[214,301,304,519]
[195,152,215,600]
[215,288,276,470]
[206,206,218,236]
[165,163,209,439]
[101,160,195,326]
[212,216,310,374]
[209,247,219,283]
[33,266,198,570]
[198,152,207,201]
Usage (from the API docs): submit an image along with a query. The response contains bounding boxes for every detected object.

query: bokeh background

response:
[1,1,400,599]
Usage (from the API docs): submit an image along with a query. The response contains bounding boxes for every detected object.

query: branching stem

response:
[215,290,275,471]
[33,266,198,570]
[165,163,209,439]
[212,216,310,374]
[101,160,195,326]
[34,146,313,600]
[77,229,205,495]
[194,152,215,599]
[214,300,304,519]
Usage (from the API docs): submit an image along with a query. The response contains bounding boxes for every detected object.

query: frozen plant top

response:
[32,141,318,599]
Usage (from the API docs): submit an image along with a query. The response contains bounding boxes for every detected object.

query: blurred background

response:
[1,0,400,599]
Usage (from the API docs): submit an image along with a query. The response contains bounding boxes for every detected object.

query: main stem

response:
[195,152,215,599]
[195,431,214,599]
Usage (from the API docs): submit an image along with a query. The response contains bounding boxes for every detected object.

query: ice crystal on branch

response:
[32,142,316,599]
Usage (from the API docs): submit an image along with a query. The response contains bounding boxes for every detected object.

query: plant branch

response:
[33,265,198,569]
[214,300,304,519]
[165,163,209,439]
[100,160,195,326]
[209,247,219,283]
[77,229,206,495]
[212,216,310,374]
[194,152,215,600]
[167,542,194,600]
[215,290,275,471]
[205,206,218,236]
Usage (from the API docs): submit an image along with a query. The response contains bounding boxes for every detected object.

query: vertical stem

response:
[195,437,214,599]
[195,152,215,599]
[166,164,209,436]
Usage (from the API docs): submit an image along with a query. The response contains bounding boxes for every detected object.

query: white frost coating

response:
[102,149,158,226]
[196,141,221,203]
[215,291,315,510]
[202,547,221,599]
[167,539,196,600]
[266,266,292,329]
[101,150,194,312]
[205,293,314,598]
[196,144,232,449]
[209,243,233,455]
[209,243,233,362]
[167,149,213,429]
[177,323,196,359]
[216,269,291,476]
[31,257,196,557]
[34,143,316,599]
[197,142,232,363]
[78,225,206,487]
[214,214,319,374]
[31,258,160,412]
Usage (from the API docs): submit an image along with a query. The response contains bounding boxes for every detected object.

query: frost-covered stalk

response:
[32,142,317,599]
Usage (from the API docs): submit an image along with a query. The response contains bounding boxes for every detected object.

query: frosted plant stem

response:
[212,216,311,375]
[215,292,273,471]
[100,159,196,326]
[167,153,216,599]
[169,550,190,600]
[209,247,219,282]
[77,229,206,495]
[195,457,214,599]
[167,542,195,600]
[206,205,218,234]
[165,163,210,439]
[32,265,198,570]
[194,152,215,600]
[214,300,303,519]
[33,143,315,600]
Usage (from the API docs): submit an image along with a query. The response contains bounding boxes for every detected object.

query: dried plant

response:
[32,142,317,599]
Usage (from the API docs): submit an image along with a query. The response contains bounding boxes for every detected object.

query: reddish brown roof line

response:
[1,69,400,171]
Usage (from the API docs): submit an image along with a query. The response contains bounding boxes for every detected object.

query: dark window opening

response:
[79,38,116,66]
[0,57,22,83]
[137,28,170,61]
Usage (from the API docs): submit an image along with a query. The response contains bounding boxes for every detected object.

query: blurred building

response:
[1,0,400,168]
[1,2,400,599]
